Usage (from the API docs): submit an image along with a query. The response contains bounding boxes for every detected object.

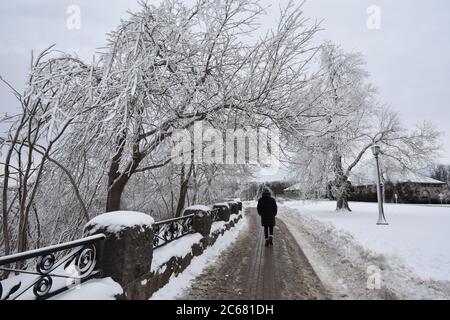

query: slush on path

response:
[183,206,330,300]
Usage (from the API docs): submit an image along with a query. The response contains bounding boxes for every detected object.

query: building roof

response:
[350,170,445,186]
[284,183,304,191]
[285,170,445,192]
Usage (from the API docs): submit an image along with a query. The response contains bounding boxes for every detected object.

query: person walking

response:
[257,189,277,246]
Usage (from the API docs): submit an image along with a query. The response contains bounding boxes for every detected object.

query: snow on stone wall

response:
[84,211,155,234]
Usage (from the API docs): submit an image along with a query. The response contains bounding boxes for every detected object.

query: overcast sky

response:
[1,0,450,162]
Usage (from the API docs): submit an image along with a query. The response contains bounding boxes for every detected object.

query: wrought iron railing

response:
[152,214,195,249]
[210,208,220,222]
[0,233,105,300]
[0,205,235,299]
[152,209,221,249]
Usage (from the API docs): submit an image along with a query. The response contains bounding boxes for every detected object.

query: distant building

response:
[284,170,448,204]
[349,171,446,204]
[284,182,303,197]
[284,182,326,199]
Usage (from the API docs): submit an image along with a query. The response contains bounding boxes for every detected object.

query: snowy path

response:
[182,207,329,300]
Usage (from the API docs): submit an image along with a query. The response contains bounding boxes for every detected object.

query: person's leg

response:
[264,226,270,246]
[269,226,274,245]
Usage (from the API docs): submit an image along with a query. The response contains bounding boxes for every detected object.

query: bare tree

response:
[1,47,96,254]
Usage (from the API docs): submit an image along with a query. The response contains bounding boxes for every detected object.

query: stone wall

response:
[145,213,243,299]
[85,202,244,300]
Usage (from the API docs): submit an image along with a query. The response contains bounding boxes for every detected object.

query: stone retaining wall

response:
[85,202,243,300]
[145,213,243,299]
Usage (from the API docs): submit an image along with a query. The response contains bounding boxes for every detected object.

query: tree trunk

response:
[33,205,42,248]
[2,115,28,258]
[17,220,28,254]
[336,190,351,211]
[175,165,193,217]
[1,198,11,257]
[105,152,143,212]
[175,182,189,217]
[191,168,199,205]
[106,178,128,212]
[334,170,352,212]
[333,150,352,212]
[105,130,134,213]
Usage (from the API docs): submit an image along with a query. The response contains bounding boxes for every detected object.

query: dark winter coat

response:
[257,191,277,227]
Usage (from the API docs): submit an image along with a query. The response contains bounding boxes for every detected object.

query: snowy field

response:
[282,200,450,282]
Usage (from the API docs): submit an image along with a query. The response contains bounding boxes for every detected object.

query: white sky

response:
[1,0,449,162]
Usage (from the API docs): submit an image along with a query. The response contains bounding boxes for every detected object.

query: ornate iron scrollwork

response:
[152,209,221,250]
[0,234,104,300]
[75,245,97,277]
[210,208,220,222]
[37,254,56,275]
[33,276,53,297]
[153,214,195,249]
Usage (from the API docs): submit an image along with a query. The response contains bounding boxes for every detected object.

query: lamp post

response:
[372,145,388,225]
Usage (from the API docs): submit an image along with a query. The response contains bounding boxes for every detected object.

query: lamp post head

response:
[371,145,381,156]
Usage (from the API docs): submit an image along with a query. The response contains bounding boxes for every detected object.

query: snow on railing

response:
[152,214,196,249]
[0,233,105,300]
[152,207,221,249]
[0,199,242,300]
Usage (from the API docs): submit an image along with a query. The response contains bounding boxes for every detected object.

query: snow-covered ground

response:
[151,233,204,273]
[51,277,123,300]
[280,200,450,299]
[1,267,123,300]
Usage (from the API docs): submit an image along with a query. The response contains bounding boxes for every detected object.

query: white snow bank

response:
[151,233,203,273]
[1,273,38,300]
[1,261,100,300]
[152,214,243,275]
[213,202,230,208]
[243,200,256,207]
[52,277,123,300]
[284,200,450,282]
[1,270,123,300]
[224,197,241,202]
[184,205,211,213]
[210,221,227,233]
[85,211,154,234]
[229,214,239,221]
[210,214,242,234]
[150,214,249,300]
